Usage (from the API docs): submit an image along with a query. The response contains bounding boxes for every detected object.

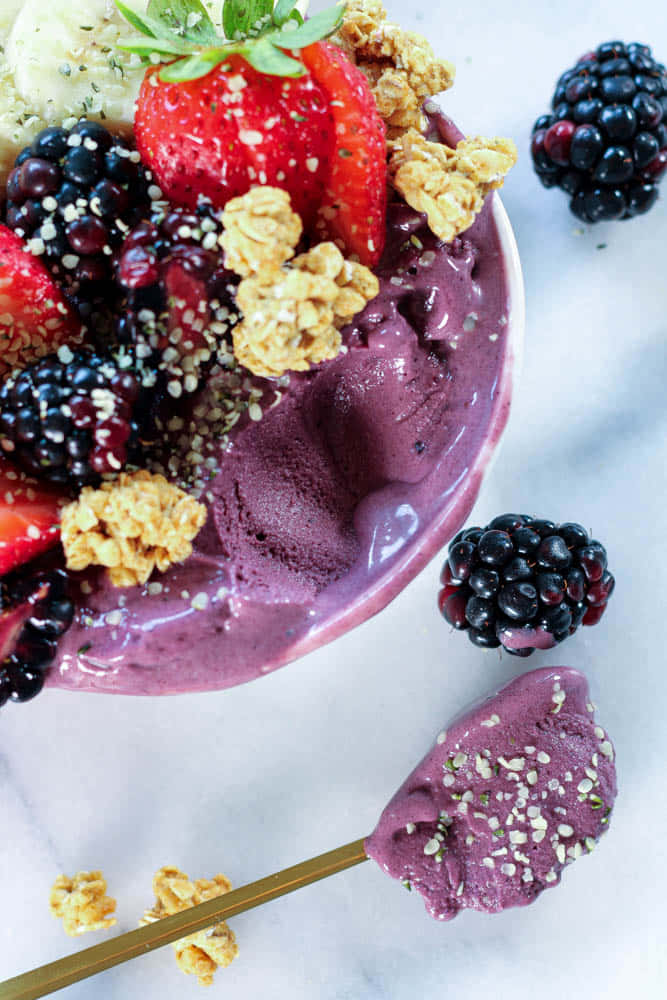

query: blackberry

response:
[114,206,239,395]
[0,349,144,488]
[531,41,667,221]
[0,568,74,705]
[438,516,615,656]
[3,120,156,322]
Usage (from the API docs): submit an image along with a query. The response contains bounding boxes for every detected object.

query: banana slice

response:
[0,0,24,41]
[0,0,147,189]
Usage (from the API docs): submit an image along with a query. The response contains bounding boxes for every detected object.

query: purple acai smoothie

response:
[47,116,520,696]
[365,667,617,920]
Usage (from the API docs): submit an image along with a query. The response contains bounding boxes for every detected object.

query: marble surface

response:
[1,1,666,998]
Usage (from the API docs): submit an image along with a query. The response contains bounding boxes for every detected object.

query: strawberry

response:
[301,41,387,267]
[0,225,82,379]
[0,456,65,576]
[135,56,334,227]
[119,0,388,262]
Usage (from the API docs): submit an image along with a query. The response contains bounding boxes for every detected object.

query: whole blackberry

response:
[115,205,239,395]
[0,568,74,705]
[4,120,157,321]
[531,41,667,221]
[438,515,614,656]
[0,349,144,488]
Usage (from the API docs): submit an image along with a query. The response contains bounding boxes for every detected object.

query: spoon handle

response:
[0,839,369,1000]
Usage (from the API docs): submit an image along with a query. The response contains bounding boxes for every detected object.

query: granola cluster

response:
[336,0,455,136]
[60,470,207,587]
[221,187,303,277]
[388,130,518,243]
[141,866,239,987]
[223,188,379,378]
[49,871,117,937]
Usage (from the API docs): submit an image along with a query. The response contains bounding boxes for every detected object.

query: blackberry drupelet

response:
[114,206,239,395]
[438,515,614,656]
[0,349,143,488]
[0,568,74,705]
[3,120,156,322]
[531,41,667,221]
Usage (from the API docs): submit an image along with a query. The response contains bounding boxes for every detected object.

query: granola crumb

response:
[141,866,238,987]
[233,241,379,378]
[60,470,207,588]
[49,871,117,937]
[336,0,455,135]
[388,130,518,243]
[221,186,303,277]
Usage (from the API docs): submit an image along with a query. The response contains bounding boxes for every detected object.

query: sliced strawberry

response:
[135,56,334,227]
[0,456,65,576]
[0,225,82,379]
[301,41,388,267]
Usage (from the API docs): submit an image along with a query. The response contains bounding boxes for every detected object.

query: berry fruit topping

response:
[0,225,82,379]
[0,456,65,575]
[115,206,239,396]
[4,121,154,321]
[0,350,143,488]
[300,41,387,265]
[531,41,667,221]
[0,568,74,705]
[438,515,615,655]
[119,0,387,262]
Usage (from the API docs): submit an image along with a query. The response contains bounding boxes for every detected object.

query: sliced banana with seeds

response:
[0,0,147,189]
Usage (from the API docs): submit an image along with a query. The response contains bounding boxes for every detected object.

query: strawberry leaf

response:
[115,1,174,38]
[223,0,274,40]
[147,0,218,43]
[274,5,344,49]
[244,37,305,76]
[273,0,303,27]
[158,49,233,81]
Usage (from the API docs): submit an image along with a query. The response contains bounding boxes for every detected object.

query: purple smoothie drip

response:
[46,114,517,695]
[365,667,617,920]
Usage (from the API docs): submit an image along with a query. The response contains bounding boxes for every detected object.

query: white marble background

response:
[2,0,666,997]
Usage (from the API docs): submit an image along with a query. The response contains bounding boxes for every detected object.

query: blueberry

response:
[478,530,514,566]
[469,567,500,599]
[31,127,69,162]
[570,125,604,169]
[599,104,637,140]
[63,147,103,186]
[69,120,114,152]
[593,146,634,184]
[498,582,538,622]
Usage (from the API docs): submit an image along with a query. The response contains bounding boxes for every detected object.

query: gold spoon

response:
[0,839,368,1000]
